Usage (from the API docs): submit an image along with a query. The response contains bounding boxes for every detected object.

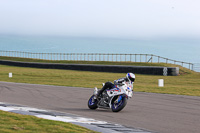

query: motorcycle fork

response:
[114,95,123,103]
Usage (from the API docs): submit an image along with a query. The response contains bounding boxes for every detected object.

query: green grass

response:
[0,110,97,133]
[0,64,199,96]
[0,56,187,67]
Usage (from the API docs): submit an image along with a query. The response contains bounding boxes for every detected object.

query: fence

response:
[0,50,194,71]
[194,63,200,72]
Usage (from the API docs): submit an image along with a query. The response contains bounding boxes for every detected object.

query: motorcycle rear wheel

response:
[88,95,98,110]
[111,96,127,112]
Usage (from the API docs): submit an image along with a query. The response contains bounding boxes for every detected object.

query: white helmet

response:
[126,73,135,82]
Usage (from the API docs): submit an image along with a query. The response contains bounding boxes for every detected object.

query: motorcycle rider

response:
[96,73,135,98]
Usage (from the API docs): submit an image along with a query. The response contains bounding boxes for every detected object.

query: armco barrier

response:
[0,51,194,71]
[0,60,179,76]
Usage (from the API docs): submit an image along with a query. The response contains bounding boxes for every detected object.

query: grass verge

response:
[0,64,199,96]
[0,110,97,133]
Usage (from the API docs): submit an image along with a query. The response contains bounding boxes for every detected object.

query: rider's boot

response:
[93,87,99,100]
[95,85,106,100]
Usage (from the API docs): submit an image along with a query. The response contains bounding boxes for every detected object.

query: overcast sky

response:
[0,0,200,39]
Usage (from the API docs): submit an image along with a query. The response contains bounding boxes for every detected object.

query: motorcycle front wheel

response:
[88,95,98,110]
[111,96,127,112]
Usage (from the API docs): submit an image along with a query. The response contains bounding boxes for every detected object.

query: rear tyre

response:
[88,95,98,110]
[111,96,127,112]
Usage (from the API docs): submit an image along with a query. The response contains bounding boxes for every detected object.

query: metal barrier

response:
[0,60,180,76]
[0,50,194,71]
[194,63,200,72]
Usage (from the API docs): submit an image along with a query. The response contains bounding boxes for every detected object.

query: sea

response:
[0,34,200,65]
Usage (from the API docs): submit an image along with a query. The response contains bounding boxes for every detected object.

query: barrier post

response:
[158,79,164,87]
[9,73,12,78]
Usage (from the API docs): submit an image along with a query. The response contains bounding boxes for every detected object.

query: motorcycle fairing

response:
[106,87,125,97]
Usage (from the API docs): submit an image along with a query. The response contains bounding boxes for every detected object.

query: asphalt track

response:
[0,81,200,133]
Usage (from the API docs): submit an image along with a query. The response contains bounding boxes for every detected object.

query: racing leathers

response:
[96,77,133,98]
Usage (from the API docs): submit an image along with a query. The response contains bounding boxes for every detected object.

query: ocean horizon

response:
[0,34,200,64]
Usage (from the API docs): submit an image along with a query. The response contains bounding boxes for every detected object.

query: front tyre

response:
[88,95,98,110]
[111,96,127,112]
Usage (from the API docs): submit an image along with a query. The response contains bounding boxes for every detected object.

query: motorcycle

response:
[88,82,133,112]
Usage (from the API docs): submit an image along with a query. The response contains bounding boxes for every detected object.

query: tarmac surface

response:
[0,81,200,133]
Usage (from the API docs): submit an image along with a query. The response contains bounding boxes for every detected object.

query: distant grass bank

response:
[0,63,199,96]
[0,56,185,67]
[0,110,97,133]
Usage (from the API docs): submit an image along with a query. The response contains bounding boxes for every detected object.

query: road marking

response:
[0,102,153,133]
